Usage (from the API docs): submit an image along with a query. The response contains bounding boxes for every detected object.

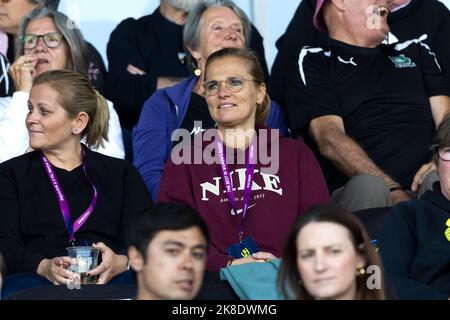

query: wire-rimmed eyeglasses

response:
[202,77,261,96]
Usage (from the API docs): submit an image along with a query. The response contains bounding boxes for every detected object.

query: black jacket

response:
[0,148,153,275]
[378,183,450,299]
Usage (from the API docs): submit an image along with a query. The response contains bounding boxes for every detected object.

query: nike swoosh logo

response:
[231,204,256,216]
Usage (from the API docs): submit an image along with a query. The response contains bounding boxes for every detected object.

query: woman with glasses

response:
[0,0,59,97]
[158,47,330,272]
[0,0,107,97]
[377,116,450,300]
[0,7,124,163]
[133,0,288,204]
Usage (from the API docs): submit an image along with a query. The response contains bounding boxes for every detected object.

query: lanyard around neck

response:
[217,139,256,241]
[40,148,98,245]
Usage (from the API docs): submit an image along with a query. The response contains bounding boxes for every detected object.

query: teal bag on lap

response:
[219,258,283,300]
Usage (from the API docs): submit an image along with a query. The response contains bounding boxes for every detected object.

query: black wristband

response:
[389,186,404,193]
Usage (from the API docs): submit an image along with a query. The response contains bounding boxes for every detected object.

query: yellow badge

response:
[241,248,251,257]
[445,219,450,242]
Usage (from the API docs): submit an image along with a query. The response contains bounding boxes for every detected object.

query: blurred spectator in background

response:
[0,0,106,96]
[278,205,386,300]
[128,203,209,300]
[106,0,269,131]
[0,8,124,163]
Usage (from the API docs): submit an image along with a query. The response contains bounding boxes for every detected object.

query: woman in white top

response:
[0,7,124,163]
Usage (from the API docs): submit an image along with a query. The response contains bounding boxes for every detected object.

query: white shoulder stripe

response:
[394,34,441,71]
[298,47,330,86]
[394,34,428,51]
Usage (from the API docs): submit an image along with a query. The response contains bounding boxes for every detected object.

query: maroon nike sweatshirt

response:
[158,128,330,272]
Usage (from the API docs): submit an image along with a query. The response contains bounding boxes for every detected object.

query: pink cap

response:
[313,0,328,32]
[0,31,8,56]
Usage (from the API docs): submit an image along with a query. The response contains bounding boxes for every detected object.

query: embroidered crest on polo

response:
[445,218,450,242]
[389,54,417,69]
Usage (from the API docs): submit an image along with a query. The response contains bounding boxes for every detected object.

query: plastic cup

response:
[66,246,100,284]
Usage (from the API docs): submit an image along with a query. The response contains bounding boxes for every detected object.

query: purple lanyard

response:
[40,149,98,244]
[217,139,256,241]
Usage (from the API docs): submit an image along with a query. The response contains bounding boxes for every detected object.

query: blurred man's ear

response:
[128,246,145,272]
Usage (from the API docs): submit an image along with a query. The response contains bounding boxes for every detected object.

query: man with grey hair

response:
[106,0,269,132]
[284,0,450,212]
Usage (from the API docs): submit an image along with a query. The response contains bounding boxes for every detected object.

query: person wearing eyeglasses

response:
[133,0,289,204]
[106,0,270,133]
[0,0,59,97]
[0,7,125,163]
[377,116,450,300]
[158,47,330,272]
[0,0,107,97]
